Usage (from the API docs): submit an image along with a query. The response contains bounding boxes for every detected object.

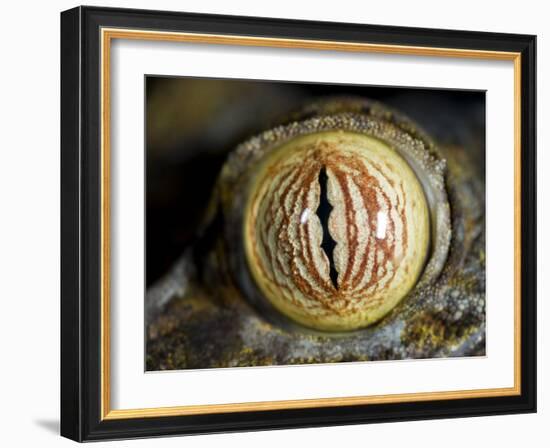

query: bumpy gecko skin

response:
[146,98,485,370]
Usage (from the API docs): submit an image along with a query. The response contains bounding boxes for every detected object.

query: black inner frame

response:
[61,6,536,442]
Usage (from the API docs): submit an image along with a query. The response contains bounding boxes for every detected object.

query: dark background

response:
[146,77,485,286]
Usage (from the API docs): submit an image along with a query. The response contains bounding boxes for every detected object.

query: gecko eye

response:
[220,100,451,332]
[244,131,429,331]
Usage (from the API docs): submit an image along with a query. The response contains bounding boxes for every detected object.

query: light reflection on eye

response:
[300,208,311,224]
[375,211,388,240]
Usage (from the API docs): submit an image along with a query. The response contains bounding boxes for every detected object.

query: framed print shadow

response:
[60,6,537,442]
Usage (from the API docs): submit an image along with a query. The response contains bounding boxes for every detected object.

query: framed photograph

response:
[60,6,536,441]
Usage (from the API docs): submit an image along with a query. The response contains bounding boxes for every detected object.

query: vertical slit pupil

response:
[316,167,339,289]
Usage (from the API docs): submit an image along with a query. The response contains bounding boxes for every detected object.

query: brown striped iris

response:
[244,131,430,331]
